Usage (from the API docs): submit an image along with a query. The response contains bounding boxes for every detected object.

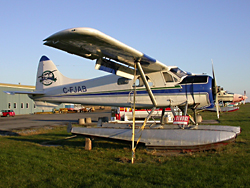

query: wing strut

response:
[136,59,158,107]
[132,59,158,164]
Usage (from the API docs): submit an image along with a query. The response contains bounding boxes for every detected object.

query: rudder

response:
[36,56,63,91]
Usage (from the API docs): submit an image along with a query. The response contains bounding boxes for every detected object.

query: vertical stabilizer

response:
[36,56,81,91]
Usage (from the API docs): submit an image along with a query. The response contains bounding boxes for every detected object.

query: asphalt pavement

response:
[0,110,111,131]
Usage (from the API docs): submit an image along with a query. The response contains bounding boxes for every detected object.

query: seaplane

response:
[217,89,248,104]
[205,89,240,113]
[5,28,241,156]
[233,91,248,104]
[205,89,248,113]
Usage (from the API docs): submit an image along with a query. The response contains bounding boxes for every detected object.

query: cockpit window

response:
[170,68,189,78]
[163,72,174,82]
[179,75,208,84]
[224,90,232,94]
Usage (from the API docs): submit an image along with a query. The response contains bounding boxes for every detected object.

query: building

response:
[0,83,42,115]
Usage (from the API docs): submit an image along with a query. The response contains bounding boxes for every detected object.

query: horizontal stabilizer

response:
[35,101,60,110]
[3,91,44,95]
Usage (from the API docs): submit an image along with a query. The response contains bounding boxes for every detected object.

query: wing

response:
[43,27,169,76]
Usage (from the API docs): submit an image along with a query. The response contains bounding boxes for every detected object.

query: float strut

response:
[160,108,166,125]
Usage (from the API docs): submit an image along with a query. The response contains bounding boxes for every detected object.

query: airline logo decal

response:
[38,70,57,86]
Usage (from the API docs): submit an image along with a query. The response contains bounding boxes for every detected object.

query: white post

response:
[131,62,137,164]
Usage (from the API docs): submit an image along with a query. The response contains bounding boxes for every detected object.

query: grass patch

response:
[1,104,250,187]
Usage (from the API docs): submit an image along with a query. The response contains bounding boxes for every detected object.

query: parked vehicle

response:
[1,110,15,117]
[79,107,95,113]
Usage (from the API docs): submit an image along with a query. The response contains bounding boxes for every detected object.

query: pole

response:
[131,62,137,164]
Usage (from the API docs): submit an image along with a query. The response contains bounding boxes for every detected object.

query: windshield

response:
[170,67,190,78]
[225,91,234,95]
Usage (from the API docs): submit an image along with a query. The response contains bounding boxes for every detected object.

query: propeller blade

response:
[211,60,217,96]
[243,90,247,104]
[212,59,219,119]
[212,60,215,80]
[215,94,220,119]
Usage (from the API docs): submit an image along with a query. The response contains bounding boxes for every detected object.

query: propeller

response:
[211,59,220,119]
[243,90,247,104]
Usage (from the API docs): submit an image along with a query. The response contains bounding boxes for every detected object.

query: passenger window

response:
[147,77,153,87]
[133,76,153,87]
[135,77,144,87]
[163,72,174,82]
[117,77,130,85]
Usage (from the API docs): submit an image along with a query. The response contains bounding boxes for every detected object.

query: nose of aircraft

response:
[233,94,241,102]
[233,94,248,102]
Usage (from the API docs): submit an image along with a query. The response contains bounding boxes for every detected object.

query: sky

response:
[1,0,249,101]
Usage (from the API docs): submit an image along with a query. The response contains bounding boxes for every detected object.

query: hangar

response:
[0,83,42,115]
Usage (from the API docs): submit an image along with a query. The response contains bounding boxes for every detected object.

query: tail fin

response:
[36,56,82,91]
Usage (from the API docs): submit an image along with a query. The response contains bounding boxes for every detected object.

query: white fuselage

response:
[31,73,212,109]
